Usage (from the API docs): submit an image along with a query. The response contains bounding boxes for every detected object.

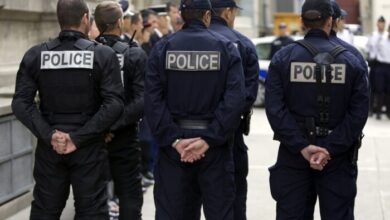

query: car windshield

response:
[256,43,271,60]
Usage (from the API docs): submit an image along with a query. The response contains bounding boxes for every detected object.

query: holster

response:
[241,109,253,136]
[351,133,364,166]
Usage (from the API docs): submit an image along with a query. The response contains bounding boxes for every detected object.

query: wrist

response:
[172,138,181,149]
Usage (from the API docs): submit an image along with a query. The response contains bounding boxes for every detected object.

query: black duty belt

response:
[175,119,209,130]
[315,126,332,137]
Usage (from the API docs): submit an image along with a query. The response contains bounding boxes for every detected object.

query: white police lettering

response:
[290,62,346,84]
[41,51,94,69]
[166,51,220,71]
[116,54,124,69]
[116,54,125,87]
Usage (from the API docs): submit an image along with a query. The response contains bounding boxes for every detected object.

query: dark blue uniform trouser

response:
[269,145,357,220]
[233,133,249,220]
[154,144,235,220]
[107,125,143,220]
[30,140,109,220]
[375,63,390,115]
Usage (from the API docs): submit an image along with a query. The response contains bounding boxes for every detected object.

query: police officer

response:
[269,22,295,59]
[302,2,370,219]
[94,1,146,219]
[144,0,245,219]
[11,0,124,219]
[209,1,259,219]
[376,24,390,119]
[330,1,367,70]
[265,0,369,219]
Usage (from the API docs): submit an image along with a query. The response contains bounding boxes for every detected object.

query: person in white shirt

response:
[375,24,390,119]
[366,16,387,118]
[336,9,354,44]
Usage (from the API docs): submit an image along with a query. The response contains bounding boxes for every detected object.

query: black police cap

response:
[210,0,242,9]
[180,0,212,11]
[301,0,334,21]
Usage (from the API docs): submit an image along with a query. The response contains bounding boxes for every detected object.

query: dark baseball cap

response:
[180,0,212,11]
[119,0,129,12]
[331,1,347,19]
[301,0,334,21]
[210,0,242,9]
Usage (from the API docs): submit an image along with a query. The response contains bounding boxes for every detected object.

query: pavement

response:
[6,108,390,220]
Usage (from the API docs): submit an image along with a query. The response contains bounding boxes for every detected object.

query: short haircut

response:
[181,9,208,23]
[131,13,142,25]
[57,0,89,29]
[94,1,123,33]
[302,17,328,30]
[166,1,178,12]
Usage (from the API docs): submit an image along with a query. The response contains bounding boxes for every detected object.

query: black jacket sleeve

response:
[12,45,54,146]
[69,47,124,148]
[265,52,311,154]
[242,39,260,112]
[319,64,369,156]
[200,42,246,147]
[144,42,183,147]
[111,47,146,130]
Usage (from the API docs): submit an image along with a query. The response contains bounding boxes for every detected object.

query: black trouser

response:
[154,144,235,220]
[269,145,357,220]
[233,132,249,220]
[30,140,109,220]
[107,125,143,220]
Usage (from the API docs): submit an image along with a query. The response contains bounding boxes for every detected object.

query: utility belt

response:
[175,119,209,130]
[43,112,92,125]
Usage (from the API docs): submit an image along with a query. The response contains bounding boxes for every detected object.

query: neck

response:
[63,26,86,35]
[104,29,121,37]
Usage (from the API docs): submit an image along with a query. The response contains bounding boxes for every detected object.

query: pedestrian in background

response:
[367,16,387,119]
[12,0,124,218]
[268,22,295,59]
[376,24,390,119]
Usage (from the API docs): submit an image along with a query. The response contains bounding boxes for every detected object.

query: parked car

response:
[251,34,367,107]
[251,35,302,107]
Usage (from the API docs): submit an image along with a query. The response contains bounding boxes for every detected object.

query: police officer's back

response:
[12,0,123,219]
[265,0,369,219]
[145,0,245,219]
[209,1,259,219]
[93,2,146,219]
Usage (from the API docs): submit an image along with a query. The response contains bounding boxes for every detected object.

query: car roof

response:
[251,35,303,44]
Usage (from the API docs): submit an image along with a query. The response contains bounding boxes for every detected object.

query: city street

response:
[6,108,390,220]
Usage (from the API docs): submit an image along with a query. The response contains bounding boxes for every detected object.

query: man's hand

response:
[301,145,331,171]
[51,130,77,155]
[309,151,331,171]
[181,139,209,163]
[51,130,66,151]
[105,132,115,143]
[174,138,201,162]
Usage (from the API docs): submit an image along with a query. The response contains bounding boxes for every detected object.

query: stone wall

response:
[0,0,99,87]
